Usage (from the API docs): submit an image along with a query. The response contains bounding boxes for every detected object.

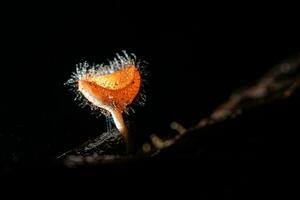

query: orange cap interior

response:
[78,66,141,112]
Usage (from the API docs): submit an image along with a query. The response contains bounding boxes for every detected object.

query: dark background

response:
[1,1,299,196]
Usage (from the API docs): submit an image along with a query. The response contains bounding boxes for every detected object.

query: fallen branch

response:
[59,53,300,166]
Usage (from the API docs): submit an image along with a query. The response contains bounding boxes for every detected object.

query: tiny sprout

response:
[66,51,146,143]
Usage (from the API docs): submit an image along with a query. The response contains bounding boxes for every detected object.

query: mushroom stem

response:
[110,109,128,140]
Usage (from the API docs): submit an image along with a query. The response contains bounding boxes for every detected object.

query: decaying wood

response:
[59,53,300,167]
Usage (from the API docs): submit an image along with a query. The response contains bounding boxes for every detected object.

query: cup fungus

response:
[66,51,146,142]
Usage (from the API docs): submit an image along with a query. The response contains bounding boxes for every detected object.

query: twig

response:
[59,53,300,166]
[148,53,300,151]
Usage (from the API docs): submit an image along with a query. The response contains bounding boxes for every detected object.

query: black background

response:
[1,1,299,197]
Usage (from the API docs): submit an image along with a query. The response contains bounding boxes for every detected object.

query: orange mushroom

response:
[66,51,145,142]
[78,66,141,138]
